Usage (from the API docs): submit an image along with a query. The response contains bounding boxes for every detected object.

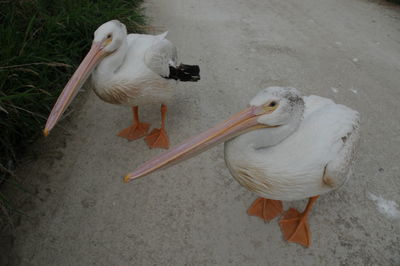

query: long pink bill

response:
[124,106,267,183]
[43,42,106,136]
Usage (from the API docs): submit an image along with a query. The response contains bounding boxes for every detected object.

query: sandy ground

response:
[5,0,400,265]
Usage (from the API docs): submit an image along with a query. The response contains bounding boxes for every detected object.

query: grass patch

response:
[0,0,145,224]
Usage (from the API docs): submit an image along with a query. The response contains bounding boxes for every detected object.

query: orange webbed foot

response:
[145,104,169,149]
[278,196,319,247]
[117,106,150,140]
[145,128,169,149]
[279,208,311,247]
[117,121,150,140]
[247,198,283,222]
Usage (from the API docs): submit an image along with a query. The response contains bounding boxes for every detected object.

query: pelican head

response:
[43,20,127,136]
[94,20,127,53]
[250,86,304,126]
[124,87,305,182]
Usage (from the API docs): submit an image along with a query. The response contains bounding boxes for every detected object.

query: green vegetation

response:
[0,0,145,222]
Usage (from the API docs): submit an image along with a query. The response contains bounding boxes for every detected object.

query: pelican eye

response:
[103,34,113,46]
[262,101,279,113]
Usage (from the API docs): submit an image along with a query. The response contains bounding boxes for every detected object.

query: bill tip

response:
[123,174,131,183]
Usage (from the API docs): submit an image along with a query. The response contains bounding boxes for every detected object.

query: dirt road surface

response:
[8,0,400,265]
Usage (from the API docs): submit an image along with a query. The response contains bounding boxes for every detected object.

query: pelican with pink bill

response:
[44,20,200,149]
[124,87,360,247]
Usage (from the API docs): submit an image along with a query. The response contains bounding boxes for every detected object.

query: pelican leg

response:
[247,197,283,222]
[145,104,170,149]
[279,195,319,247]
[117,106,150,140]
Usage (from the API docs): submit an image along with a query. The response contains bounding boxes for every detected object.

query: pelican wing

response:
[300,96,360,188]
[144,32,178,78]
[324,110,360,189]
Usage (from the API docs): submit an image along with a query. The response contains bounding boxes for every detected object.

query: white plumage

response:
[225,92,360,201]
[91,27,178,106]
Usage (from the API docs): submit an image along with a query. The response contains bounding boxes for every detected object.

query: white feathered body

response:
[224,95,360,201]
[91,32,178,106]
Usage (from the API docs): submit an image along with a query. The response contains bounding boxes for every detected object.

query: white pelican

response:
[44,20,200,149]
[124,87,360,247]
